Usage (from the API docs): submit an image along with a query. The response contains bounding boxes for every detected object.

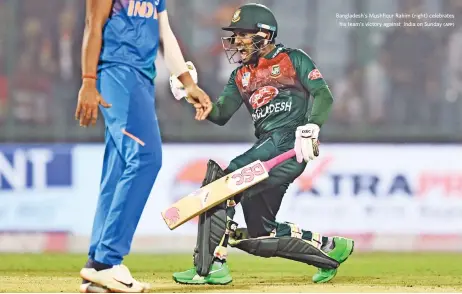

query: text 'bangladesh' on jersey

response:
[208,45,331,138]
[98,0,166,80]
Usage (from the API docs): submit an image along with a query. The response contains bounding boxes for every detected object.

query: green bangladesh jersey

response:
[208,44,334,138]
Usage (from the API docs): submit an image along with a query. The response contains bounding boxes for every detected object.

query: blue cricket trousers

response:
[88,65,162,265]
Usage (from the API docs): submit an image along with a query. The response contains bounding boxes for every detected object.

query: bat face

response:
[162,187,210,228]
[162,160,269,230]
[227,161,266,188]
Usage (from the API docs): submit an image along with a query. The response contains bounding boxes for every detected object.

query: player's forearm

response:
[206,104,229,126]
[81,26,103,77]
[307,86,334,127]
[158,12,190,84]
[207,97,241,126]
[162,33,192,84]
[81,0,112,79]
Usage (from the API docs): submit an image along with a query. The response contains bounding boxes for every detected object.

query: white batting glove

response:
[294,123,320,163]
[169,61,198,100]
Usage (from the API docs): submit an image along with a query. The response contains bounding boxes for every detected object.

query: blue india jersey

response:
[98,0,166,80]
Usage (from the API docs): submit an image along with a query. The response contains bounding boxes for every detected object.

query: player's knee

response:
[150,152,162,174]
[143,151,162,174]
[125,151,162,180]
[249,229,271,238]
[247,225,273,238]
[224,162,237,173]
[225,159,244,173]
[244,211,278,238]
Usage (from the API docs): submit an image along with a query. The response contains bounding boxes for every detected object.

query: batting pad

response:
[230,236,340,269]
[193,160,228,276]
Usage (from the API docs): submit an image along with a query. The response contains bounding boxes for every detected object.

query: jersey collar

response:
[262,43,285,59]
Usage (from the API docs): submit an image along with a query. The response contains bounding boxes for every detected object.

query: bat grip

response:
[263,149,296,171]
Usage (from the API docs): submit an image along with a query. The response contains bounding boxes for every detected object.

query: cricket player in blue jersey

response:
[75,0,212,292]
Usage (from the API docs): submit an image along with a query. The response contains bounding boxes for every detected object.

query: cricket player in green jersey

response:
[169,3,354,286]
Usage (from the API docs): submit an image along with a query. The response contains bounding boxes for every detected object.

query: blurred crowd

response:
[0,0,461,143]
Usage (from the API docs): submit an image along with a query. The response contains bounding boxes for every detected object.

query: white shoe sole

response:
[80,282,110,293]
[80,268,151,293]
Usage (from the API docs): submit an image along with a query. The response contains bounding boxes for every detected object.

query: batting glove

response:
[294,123,320,163]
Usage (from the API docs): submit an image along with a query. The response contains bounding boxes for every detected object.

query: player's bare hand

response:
[75,79,112,127]
[184,84,212,120]
[191,102,206,120]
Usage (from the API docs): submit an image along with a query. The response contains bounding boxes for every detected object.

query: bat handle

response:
[263,149,296,171]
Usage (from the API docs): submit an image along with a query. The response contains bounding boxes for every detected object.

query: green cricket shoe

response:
[312,236,354,284]
[172,261,232,285]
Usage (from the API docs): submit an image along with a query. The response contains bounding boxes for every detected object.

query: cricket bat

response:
[161,149,297,230]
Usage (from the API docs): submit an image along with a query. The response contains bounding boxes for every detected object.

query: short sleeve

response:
[157,0,166,13]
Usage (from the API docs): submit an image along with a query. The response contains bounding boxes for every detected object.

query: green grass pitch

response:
[0,253,461,292]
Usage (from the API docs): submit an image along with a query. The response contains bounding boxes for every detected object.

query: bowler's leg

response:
[94,73,162,265]
[88,127,126,260]
[83,71,130,289]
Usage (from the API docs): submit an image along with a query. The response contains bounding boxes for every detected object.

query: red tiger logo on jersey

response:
[249,86,279,109]
[308,68,323,80]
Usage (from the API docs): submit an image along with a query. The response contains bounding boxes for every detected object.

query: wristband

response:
[82,74,97,80]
